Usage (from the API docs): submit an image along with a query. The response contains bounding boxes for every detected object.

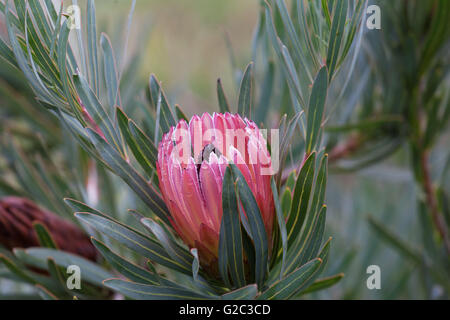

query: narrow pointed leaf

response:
[73,73,122,152]
[286,152,316,245]
[21,248,112,287]
[86,129,170,224]
[222,284,258,300]
[103,279,211,300]
[92,238,159,285]
[36,285,58,300]
[326,0,348,80]
[33,222,58,249]
[100,33,120,109]
[149,74,177,133]
[237,62,253,117]
[217,78,231,113]
[140,218,193,270]
[175,105,189,122]
[287,207,327,276]
[218,167,246,288]
[116,107,154,177]
[75,213,190,275]
[258,258,322,300]
[231,165,268,288]
[271,178,287,280]
[300,273,344,295]
[87,0,99,95]
[306,67,328,153]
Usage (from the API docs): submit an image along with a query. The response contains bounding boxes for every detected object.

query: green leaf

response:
[49,2,63,57]
[306,67,328,153]
[140,218,193,272]
[280,43,305,111]
[13,0,26,28]
[271,178,287,280]
[218,166,246,288]
[295,0,320,69]
[103,279,212,300]
[255,60,275,124]
[91,237,160,285]
[100,33,120,109]
[321,0,332,28]
[75,212,190,275]
[33,222,58,249]
[86,128,170,224]
[27,0,51,47]
[0,37,19,68]
[296,205,327,266]
[231,164,268,288]
[73,73,122,153]
[419,0,450,75]
[286,152,316,245]
[217,78,231,113]
[116,107,154,177]
[21,248,112,287]
[46,258,68,293]
[87,0,100,96]
[300,273,344,295]
[281,187,292,216]
[56,19,83,116]
[290,237,332,297]
[258,258,322,300]
[263,2,305,111]
[65,198,119,222]
[149,74,177,133]
[284,156,327,275]
[36,284,58,300]
[128,119,158,172]
[275,0,312,82]
[5,1,59,107]
[0,254,36,284]
[307,153,328,227]
[338,0,365,68]
[326,0,348,80]
[315,237,332,276]
[175,105,189,122]
[237,62,253,117]
[222,284,258,300]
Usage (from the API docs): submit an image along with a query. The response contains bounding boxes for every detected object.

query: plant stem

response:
[420,150,450,255]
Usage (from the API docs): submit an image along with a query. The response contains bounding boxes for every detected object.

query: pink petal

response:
[199,161,222,230]
[189,115,203,162]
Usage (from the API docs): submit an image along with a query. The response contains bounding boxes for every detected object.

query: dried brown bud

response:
[0,197,97,261]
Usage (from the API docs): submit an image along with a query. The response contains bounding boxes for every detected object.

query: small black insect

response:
[196,143,222,173]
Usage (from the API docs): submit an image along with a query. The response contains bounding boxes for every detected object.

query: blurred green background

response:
[96,0,258,117]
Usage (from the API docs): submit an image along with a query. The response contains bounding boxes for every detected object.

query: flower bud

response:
[157,113,274,274]
[0,197,97,261]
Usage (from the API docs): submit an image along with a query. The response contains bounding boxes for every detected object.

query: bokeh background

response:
[96,0,259,116]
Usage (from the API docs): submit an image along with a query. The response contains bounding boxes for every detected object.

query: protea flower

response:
[157,112,275,274]
[0,197,97,261]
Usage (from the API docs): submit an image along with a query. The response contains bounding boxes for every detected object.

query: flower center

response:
[198,143,222,164]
